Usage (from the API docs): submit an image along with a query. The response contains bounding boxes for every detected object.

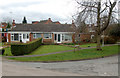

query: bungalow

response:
[7,21,76,44]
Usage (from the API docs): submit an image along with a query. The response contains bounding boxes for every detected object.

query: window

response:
[33,33,41,39]
[11,34,14,41]
[62,34,65,41]
[33,33,36,38]
[64,34,72,41]
[19,34,22,41]
[54,34,57,40]
[44,33,52,39]
[27,34,29,39]
[23,34,29,39]
[36,33,41,38]
[23,34,26,39]
[14,34,19,41]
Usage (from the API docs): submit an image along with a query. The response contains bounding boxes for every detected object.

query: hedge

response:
[11,38,42,56]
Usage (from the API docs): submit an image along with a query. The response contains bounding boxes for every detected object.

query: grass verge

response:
[7,45,118,62]
[79,43,96,48]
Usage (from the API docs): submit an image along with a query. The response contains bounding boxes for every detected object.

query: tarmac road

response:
[1,55,118,76]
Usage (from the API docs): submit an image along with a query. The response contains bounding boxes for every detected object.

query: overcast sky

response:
[0,0,78,24]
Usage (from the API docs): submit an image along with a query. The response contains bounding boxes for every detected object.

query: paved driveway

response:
[2,55,118,76]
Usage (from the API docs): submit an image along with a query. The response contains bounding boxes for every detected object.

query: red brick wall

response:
[45,18,52,24]
[52,33,54,43]
[0,33,2,42]
[80,34,91,41]
[43,39,52,43]
[8,33,11,42]
[72,34,75,43]
[29,33,34,41]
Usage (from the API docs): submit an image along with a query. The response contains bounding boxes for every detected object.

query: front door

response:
[57,34,61,43]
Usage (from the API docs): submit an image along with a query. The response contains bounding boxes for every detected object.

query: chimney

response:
[72,20,75,27]
[46,18,52,24]
[71,20,76,32]
[12,20,16,28]
[72,20,74,24]
[48,18,51,21]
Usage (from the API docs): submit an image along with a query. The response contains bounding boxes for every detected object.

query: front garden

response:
[6,45,119,62]
[0,39,119,62]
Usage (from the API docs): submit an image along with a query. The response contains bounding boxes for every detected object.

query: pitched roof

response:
[10,23,75,32]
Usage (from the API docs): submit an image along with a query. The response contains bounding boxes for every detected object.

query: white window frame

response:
[54,34,57,41]
[19,33,22,41]
[33,33,36,38]
[64,34,72,41]
[43,33,52,39]
[11,34,14,41]
[33,33,42,39]
[11,33,19,41]
[23,34,29,39]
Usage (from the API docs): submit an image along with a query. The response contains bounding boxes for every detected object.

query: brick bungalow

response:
[7,22,75,44]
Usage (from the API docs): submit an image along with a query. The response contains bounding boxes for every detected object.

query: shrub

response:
[64,43,75,45]
[103,36,116,44]
[11,38,42,56]
[0,49,5,55]
[2,37,7,42]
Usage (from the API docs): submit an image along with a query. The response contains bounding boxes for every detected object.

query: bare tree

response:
[75,0,117,50]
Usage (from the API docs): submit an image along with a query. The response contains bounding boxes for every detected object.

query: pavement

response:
[1,55,118,76]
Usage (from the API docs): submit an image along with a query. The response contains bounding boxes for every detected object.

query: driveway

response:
[2,55,118,76]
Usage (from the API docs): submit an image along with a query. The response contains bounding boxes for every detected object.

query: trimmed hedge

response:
[11,38,42,56]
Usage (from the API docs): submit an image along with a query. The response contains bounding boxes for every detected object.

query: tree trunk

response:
[96,34,102,50]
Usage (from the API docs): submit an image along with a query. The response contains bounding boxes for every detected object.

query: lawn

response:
[28,45,74,55]
[8,45,118,62]
[2,45,74,56]
[79,43,96,48]
[0,42,2,47]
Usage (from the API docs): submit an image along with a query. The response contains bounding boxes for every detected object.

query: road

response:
[1,55,118,76]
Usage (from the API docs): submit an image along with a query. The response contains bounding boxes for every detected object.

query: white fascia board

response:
[0,32,8,33]
[8,31,31,34]
[52,32,75,34]
[8,31,75,34]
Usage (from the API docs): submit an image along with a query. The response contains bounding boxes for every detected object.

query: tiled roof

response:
[10,23,75,32]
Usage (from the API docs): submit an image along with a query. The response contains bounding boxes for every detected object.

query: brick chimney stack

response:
[48,18,51,21]
[72,20,75,27]
[45,18,52,24]
[12,20,16,28]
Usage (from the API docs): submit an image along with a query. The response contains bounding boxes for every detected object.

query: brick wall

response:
[80,34,91,41]
[72,34,75,43]
[0,33,2,42]
[8,33,11,42]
